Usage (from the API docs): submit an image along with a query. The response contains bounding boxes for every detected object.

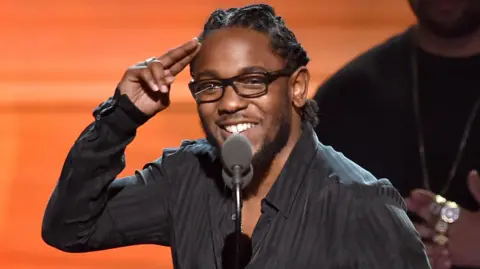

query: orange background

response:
[0,0,414,268]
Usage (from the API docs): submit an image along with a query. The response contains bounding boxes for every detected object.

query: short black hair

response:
[192,3,319,127]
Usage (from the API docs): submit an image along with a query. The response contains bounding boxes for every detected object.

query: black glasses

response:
[188,68,294,103]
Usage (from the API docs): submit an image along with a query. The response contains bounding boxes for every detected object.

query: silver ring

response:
[144,57,157,66]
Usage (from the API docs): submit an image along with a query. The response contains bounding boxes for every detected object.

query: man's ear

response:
[289,66,310,108]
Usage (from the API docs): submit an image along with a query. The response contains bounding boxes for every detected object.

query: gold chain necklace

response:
[411,44,480,196]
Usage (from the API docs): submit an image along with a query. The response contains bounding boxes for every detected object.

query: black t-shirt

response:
[417,48,480,204]
[314,30,480,212]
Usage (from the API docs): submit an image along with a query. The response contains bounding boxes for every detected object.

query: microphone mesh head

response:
[221,134,253,174]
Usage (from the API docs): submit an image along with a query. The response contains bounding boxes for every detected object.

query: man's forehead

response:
[199,28,271,54]
[193,28,284,77]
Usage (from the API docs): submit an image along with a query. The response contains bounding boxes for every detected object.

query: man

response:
[42,4,430,269]
[314,0,480,269]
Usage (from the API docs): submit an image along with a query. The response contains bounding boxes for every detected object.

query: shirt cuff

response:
[93,88,151,134]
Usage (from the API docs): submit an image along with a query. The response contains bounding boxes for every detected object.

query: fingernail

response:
[152,84,160,92]
[164,69,172,76]
[160,85,169,93]
[444,260,451,268]
[165,76,175,84]
[442,249,449,256]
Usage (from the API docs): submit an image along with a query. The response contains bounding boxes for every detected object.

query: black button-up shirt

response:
[41,91,431,269]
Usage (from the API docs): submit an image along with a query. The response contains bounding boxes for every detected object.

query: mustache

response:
[216,112,254,123]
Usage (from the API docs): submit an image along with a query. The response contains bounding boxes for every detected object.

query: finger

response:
[405,197,417,211]
[416,202,438,224]
[163,69,176,86]
[436,253,452,269]
[146,60,171,93]
[159,69,175,92]
[135,67,160,92]
[431,247,451,269]
[424,242,448,269]
[467,170,480,203]
[410,189,436,205]
[408,189,438,224]
[157,38,200,70]
[407,199,437,224]
[425,242,441,257]
[414,223,435,239]
[168,43,202,76]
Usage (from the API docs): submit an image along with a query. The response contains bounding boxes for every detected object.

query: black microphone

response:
[221,134,254,269]
[221,134,254,190]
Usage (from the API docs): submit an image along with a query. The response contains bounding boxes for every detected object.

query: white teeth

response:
[224,123,255,134]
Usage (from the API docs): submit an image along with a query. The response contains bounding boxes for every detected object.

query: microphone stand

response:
[232,165,243,269]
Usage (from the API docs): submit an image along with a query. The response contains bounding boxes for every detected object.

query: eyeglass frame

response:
[188,67,295,103]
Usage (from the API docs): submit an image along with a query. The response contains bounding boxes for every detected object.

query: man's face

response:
[408,0,480,38]
[191,27,292,170]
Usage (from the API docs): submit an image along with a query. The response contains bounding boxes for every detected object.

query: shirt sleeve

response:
[41,89,172,252]
[339,183,431,269]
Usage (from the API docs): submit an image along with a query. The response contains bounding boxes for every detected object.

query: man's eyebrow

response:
[195,70,219,79]
[238,66,269,73]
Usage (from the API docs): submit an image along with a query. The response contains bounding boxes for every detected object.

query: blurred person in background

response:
[314,0,480,269]
[41,3,431,269]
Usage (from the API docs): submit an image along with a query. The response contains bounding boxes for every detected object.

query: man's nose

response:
[217,85,247,114]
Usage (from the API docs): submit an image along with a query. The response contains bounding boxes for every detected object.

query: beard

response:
[198,100,291,198]
[409,0,480,38]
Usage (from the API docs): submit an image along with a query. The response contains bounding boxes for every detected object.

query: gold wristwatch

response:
[432,195,460,246]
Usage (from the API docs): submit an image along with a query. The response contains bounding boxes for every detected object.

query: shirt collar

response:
[264,123,320,217]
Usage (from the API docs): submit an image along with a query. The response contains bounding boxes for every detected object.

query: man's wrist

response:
[93,88,151,134]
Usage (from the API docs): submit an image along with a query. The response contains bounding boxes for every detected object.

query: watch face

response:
[441,203,460,223]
